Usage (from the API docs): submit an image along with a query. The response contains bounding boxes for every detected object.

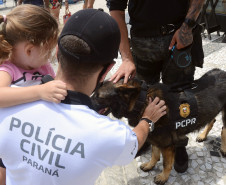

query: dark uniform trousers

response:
[130,24,204,85]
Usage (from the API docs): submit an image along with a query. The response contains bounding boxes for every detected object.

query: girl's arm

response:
[0,71,67,108]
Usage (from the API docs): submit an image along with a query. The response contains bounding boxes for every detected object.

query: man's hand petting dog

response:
[142,97,166,123]
[134,97,166,151]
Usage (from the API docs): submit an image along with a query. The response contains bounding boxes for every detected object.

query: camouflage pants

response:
[130,34,196,85]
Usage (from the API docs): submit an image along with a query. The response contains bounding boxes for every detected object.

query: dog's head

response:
[92,79,146,126]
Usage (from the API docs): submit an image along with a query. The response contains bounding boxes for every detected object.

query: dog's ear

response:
[115,83,140,94]
[115,83,140,111]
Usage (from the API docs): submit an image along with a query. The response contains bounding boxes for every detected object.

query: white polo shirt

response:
[0,91,138,185]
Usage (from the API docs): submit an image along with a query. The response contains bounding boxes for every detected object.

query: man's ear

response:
[99,62,115,82]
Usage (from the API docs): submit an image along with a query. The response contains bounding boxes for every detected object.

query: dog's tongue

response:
[98,108,111,116]
[98,108,108,115]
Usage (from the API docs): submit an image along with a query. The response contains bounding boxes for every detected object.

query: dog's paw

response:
[140,162,154,172]
[154,174,167,185]
[220,149,226,157]
[196,135,207,142]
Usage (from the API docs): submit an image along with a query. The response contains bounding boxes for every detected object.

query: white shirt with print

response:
[0,101,138,185]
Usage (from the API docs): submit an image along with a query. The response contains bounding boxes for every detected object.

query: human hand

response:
[39,80,67,103]
[142,97,166,123]
[109,59,136,84]
[169,23,193,50]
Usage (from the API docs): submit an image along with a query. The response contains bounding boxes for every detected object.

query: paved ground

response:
[1,1,226,185]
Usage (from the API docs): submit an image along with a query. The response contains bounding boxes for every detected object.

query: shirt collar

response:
[41,75,94,110]
[61,90,94,110]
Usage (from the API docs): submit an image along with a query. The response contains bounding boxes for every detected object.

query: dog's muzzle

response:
[91,98,111,116]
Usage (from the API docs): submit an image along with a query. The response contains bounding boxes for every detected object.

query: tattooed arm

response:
[169,0,205,49]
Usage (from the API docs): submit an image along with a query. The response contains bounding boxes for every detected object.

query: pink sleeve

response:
[0,62,17,81]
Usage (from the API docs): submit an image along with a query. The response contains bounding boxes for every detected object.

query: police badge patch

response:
[179,103,190,118]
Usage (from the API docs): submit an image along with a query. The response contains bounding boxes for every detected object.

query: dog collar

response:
[131,80,149,113]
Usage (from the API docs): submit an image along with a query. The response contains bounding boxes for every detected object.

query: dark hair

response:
[0,4,58,63]
[57,35,109,84]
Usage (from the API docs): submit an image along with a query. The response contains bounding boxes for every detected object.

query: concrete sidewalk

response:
[1,1,226,184]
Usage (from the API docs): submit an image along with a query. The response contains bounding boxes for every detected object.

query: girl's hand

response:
[39,80,67,103]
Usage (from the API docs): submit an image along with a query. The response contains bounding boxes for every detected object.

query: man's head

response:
[57,9,121,86]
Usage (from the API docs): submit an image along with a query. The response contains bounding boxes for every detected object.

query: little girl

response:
[0,4,67,184]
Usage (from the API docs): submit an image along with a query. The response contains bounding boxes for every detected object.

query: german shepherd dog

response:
[92,68,226,185]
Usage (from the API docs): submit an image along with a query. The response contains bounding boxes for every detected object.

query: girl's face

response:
[28,45,53,69]
[11,41,54,70]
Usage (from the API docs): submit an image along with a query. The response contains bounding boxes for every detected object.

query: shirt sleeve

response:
[108,0,128,11]
[0,62,16,81]
[113,125,138,165]
[86,110,139,167]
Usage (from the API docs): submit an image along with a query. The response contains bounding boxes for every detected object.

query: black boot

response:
[174,146,188,173]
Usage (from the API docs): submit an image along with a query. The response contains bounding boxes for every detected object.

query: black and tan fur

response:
[92,68,226,185]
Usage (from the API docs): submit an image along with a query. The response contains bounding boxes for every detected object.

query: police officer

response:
[0,9,166,185]
[108,0,205,173]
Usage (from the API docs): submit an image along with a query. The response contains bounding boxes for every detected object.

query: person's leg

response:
[162,66,192,173]
[167,25,205,173]
[87,0,95,8]
[131,33,192,173]
[161,34,194,173]
[83,0,88,9]
[49,0,61,23]
[130,35,168,84]
[162,62,193,173]
[162,58,195,85]
[133,55,162,84]
[50,7,60,23]
[173,146,189,173]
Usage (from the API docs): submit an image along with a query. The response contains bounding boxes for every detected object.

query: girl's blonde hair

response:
[0,4,59,62]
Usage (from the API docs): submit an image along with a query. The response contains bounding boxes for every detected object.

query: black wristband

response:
[140,117,155,132]
[184,18,197,29]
